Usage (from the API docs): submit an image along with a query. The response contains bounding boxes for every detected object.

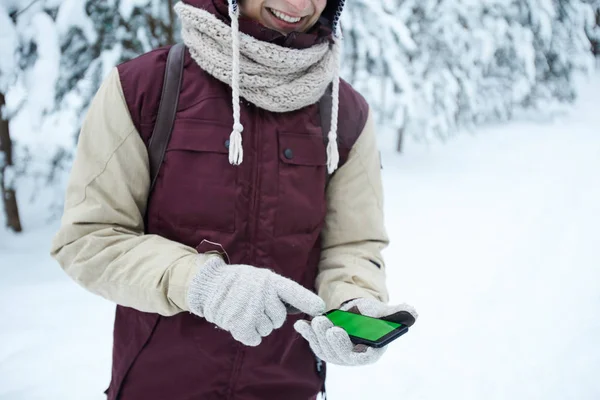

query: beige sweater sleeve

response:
[316,109,390,310]
[50,68,217,316]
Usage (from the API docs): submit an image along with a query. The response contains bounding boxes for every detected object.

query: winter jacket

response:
[51,1,389,398]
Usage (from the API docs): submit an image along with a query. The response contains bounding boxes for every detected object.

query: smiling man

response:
[51,0,416,399]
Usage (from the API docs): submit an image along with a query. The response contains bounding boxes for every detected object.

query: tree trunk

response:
[0,92,22,233]
[167,0,176,45]
[594,9,600,56]
[396,126,404,153]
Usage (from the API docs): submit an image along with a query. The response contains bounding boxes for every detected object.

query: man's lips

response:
[265,7,307,31]
[268,7,305,22]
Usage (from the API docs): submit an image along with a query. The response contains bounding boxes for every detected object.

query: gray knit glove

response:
[187,256,326,347]
[294,298,417,366]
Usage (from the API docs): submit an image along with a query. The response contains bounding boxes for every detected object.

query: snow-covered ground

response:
[2,74,600,399]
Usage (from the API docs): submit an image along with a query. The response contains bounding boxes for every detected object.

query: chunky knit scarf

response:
[174,1,342,173]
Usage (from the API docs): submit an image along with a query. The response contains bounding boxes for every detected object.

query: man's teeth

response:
[270,9,301,23]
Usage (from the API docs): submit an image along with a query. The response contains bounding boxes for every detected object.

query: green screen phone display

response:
[325,310,403,341]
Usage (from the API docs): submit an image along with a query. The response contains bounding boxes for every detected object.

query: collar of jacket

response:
[181,0,334,49]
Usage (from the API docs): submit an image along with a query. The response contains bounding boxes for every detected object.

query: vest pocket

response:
[275,131,327,236]
[156,120,237,233]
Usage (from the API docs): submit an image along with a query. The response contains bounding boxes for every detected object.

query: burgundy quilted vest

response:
[108,2,368,399]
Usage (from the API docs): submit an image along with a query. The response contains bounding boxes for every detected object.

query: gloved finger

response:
[256,313,274,338]
[312,316,334,337]
[294,320,317,342]
[294,320,326,360]
[231,326,262,347]
[273,276,325,317]
[326,326,383,366]
[326,326,354,356]
[264,287,288,329]
[311,316,340,364]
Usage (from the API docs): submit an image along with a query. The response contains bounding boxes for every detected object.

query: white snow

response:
[0,2,19,92]
[1,74,600,399]
[19,11,61,126]
[55,0,98,44]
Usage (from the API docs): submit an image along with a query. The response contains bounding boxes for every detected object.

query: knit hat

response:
[226,0,346,174]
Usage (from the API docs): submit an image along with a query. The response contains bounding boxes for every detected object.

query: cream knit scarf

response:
[174,2,342,173]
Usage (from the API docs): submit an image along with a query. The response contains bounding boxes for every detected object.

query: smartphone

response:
[324,309,409,348]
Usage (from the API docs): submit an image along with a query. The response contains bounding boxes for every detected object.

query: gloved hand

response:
[187,256,326,346]
[294,298,417,366]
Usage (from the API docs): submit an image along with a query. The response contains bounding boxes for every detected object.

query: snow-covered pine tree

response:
[538,0,596,102]
[0,0,62,231]
[56,0,179,136]
[340,0,417,151]
[0,1,20,231]
[478,0,555,117]
[120,0,178,60]
[1,0,179,228]
[401,0,487,141]
[342,0,595,146]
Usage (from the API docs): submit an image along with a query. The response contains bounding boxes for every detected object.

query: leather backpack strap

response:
[148,43,186,192]
[319,84,333,186]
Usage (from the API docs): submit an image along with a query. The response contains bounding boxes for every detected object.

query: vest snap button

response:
[224,139,230,150]
[284,148,294,159]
